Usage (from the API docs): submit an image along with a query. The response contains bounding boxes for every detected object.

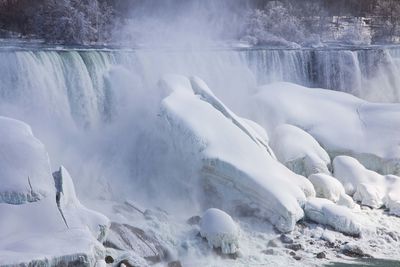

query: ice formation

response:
[200,208,240,254]
[270,124,331,177]
[333,155,400,215]
[0,117,109,266]
[160,75,315,232]
[248,82,400,175]
[0,116,53,204]
[304,198,361,236]
[308,173,355,208]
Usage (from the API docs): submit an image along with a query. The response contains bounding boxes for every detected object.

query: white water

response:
[0,46,400,212]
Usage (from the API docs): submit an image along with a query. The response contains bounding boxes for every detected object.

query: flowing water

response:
[1,44,400,209]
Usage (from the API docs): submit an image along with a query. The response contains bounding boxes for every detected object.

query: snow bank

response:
[54,166,110,241]
[0,117,109,265]
[159,75,315,232]
[0,116,53,204]
[270,124,331,177]
[304,198,361,236]
[248,82,400,176]
[200,208,239,254]
[308,173,354,209]
[333,156,400,215]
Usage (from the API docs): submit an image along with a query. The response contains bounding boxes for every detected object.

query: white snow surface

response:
[270,124,331,177]
[308,173,354,209]
[0,117,109,266]
[159,75,315,232]
[333,155,400,215]
[304,198,362,236]
[0,116,53,204]
[248,82,400,175]
[200,208,240,254]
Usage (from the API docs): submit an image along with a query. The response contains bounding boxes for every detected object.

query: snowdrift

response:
[0,117,109,266]
[159,75,315,232]
[270,124,331,177]
[248,82,400,175]
[200,208,239,255]
[333,156,400,216]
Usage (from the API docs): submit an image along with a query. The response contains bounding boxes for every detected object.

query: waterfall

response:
[0,45,399,206]
[1,47,399,129]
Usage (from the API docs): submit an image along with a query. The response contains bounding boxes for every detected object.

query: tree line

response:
[0,0,400,44]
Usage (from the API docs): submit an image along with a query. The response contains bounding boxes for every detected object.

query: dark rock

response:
[285,243,303,251]
[280,234,294,244]
[293,255,302,261]
[105,222,165,263]
[262,248,275,255]
[168,261,183,267]
[186,216,201,226]
[309,241,315,245]
[316,252,326,259]
[289,251,296,256]
[105,255,114,264]
[267,239,280,247]
[342,244,372,258]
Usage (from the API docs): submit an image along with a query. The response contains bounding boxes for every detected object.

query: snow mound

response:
[333,156,400,215]
[270,124,331,177]
[200,208,239,254]
[0,116,53,204]
[0,117,110,265]
[53,166,110,241]
[248,82,400,176]
[304,198,361,236]
[159,75,314,232]
[308,173,354,209]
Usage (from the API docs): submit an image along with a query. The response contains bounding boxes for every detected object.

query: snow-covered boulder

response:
[0,117,53,204]
[333,156,384,197]
[308,173,354,209]
[0,117,110,266]
[160,75,315,232]
[333,156,400,215]
[248,82,400,176]
[53,166,110,242]
[270,124,331,177]
[200,208,239,254]
[304,198,361,236]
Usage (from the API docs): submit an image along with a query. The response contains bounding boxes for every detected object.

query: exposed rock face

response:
[104,222,165,264]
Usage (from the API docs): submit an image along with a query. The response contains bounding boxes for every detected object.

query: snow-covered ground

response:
[1,72,400,267]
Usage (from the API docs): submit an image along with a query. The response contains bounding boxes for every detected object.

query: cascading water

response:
[0,46,400,210]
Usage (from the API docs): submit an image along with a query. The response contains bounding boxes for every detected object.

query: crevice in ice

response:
[53,171,69,229]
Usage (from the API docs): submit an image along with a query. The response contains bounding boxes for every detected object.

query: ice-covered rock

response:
[160,75,315,232]
[0,117,109,266]
[333,155,400,215]
[104,222,165,263]
[270,124,331,177]
[0,116,53,204]
[308,173,354,208]
[248,82,400,176]
[304,198,361,236]
[200,208,239,255]
[53,166,110,242]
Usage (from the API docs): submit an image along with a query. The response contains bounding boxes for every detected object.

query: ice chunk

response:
[53,166,110,242]
[304,198,361,236]
[0,117,109,265]
[248,82,400,176]
[0,116,53,204]
[160,75,313,232]
[270,124,331,177]
[308,173,347,203]
[333,156,400,214]
[200,208,239,254]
